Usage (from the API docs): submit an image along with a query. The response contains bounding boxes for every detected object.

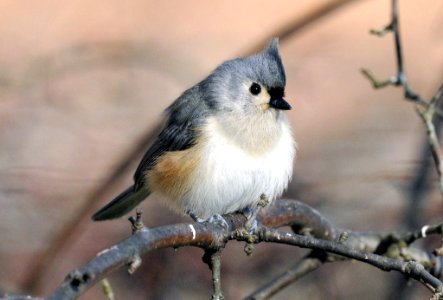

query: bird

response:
[92,38,295,223]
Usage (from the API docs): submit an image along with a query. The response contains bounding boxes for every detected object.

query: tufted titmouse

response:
[92,38,295,222]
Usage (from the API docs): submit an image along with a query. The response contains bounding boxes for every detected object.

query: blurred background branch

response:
[362,0,443,196]
[361,1,443,298]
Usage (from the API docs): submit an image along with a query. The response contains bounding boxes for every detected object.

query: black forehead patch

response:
[268,87,284,100]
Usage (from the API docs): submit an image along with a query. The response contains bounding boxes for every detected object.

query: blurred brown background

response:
[1,0,442,299]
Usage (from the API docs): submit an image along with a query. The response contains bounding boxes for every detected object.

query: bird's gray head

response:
[202,38,290,117]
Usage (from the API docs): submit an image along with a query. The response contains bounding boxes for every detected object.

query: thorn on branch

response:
[338,231,349,243]
[128,209,145,234]
[128,254,142,274]
[100,278,115,300]
[244,243,255,256]
[369,22,393,37]
[360,68,394,89]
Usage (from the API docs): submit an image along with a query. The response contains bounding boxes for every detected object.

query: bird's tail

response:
[92,186,151,221]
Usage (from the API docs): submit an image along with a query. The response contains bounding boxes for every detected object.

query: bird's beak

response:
[269,98,291,110]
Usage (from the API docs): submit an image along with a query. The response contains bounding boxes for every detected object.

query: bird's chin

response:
[258,103,282,115]
[258,103,270,111]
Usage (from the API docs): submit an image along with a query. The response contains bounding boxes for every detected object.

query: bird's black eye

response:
[249,82,261,95]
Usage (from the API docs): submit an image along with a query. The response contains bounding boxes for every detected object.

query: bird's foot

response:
[208,213,229,230]
[242,194,269,233]
[186,209,206,223]
[186,210,229,230]
[242,207,258,233]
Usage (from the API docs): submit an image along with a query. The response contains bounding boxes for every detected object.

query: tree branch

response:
[255,228,443,293]
[416,85,443,194]
[361,0,443,194]
[24,199,440,300]
[0,296,43,300]
[244,251,328,300]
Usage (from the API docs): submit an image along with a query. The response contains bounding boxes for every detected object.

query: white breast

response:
[181,116,295,219]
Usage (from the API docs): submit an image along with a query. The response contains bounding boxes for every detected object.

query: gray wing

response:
[133,85,210,191]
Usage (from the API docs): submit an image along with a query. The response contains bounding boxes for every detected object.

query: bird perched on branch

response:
[92,38,295,224]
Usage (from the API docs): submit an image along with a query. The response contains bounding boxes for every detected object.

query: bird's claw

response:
[242,206,260,234]
[243,194,269,234]
[186,209,205,223]
[208,213,229,230]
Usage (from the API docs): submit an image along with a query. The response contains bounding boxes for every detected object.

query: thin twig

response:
[363,0,421,101]
[203,249,225,300]
[402,222,443,246]
[363,0,429,103]
[390,0,403,86]
[360,69,443,116]
[362,0,443,195]
[100,279,115,300]
[257,228,443,293]
[416,85,443,194]
[244,251,326,300]
[247,231,357,299]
